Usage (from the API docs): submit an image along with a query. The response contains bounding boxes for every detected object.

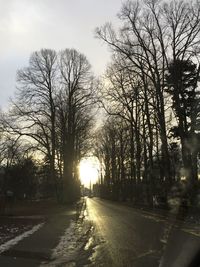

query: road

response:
[86,198,200,267]
[1,198,200,267]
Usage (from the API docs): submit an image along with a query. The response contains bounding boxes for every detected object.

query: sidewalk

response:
[0,203,78,267]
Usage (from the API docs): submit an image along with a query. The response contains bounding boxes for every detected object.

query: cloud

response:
[0,0,122,109]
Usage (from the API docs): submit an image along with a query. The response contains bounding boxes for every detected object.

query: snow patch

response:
[40,220,81,266]
[52,220,76,259]
[0,222,45,254]
[41,202,93,266]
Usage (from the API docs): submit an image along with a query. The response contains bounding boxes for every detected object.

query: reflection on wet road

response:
[86,198,200,267]
[86,198,163,266]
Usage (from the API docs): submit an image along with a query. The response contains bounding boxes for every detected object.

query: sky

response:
[0,0,123,109]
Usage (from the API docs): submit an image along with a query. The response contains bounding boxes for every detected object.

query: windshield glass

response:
[0,0,200,266]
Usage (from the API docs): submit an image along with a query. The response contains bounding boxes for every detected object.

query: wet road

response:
[86,198,200,267]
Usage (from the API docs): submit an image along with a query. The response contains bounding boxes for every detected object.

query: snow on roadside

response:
[41,219,87,266]
[0,222,45,254]
[41,201,93,267]
[52,220,76,259]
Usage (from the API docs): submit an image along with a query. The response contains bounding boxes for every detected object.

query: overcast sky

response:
[0,0,123,109]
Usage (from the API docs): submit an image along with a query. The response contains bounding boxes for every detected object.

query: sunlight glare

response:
[79,157,99,187]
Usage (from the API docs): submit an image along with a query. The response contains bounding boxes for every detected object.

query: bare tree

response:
[56,49,95,202]
[2,49,58,197]
[96,0,200,188]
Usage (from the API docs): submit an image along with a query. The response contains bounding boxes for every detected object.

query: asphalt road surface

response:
[86,198,200,267]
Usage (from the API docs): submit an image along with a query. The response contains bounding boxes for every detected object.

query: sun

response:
[79,157,99,187]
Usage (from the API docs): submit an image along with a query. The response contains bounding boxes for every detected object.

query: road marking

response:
[0,223,45,254]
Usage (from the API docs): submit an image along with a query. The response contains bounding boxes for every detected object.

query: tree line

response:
[94,0,200,206]
[0,0,200,207]
[0,49,95,203]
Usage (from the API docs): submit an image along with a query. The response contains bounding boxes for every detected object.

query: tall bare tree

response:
[96,0,200,188]
[56,49,95,202]
[4,49,58,196]
[2,48,95,202]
